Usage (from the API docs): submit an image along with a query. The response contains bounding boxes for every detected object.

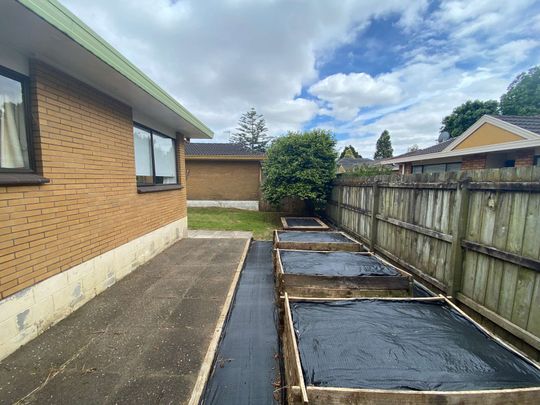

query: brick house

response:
[383,115,540,174]
[185,143,265,210]
[0,0,212,359]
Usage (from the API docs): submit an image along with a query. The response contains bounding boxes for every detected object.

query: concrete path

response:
[0,238,249,405]
[188,230,253,239]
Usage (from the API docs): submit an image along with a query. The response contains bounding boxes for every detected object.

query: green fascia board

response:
[17,0,213,138]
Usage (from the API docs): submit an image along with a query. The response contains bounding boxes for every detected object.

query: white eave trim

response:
[382,138,540,165]
[443,115,540,152]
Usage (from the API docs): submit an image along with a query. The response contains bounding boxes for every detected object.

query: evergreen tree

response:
[230,108,271,152]
[339,145,361,159]
[500,66,540,115]
[374,130,393,159]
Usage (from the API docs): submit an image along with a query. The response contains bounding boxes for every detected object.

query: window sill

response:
[0,173,50,186]
[137,184,184,193]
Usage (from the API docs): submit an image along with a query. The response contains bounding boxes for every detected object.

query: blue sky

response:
[61,0,540,157]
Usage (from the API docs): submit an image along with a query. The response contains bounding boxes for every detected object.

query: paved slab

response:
[0,238,249,405]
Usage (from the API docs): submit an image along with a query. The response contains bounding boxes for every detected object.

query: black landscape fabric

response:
[280,251,399,276]
[202,241,279,405]
[278,231,351,243]
[285,217,323,227]
[291,300,540,391]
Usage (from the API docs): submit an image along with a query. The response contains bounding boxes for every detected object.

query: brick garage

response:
[185,143,265,210]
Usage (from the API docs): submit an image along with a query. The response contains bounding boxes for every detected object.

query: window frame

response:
[133,122,179,189]
[411,161,462,174]
[0,64,35,174]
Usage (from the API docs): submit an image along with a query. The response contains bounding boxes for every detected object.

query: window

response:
[411,162,461,174]
[534,156,539,167]
[0,66,32,172]
[133,124,178,188]
[446,162,462,172]
[504,159,515,168]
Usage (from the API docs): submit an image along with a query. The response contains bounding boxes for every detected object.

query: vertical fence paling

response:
[326,168,540,351]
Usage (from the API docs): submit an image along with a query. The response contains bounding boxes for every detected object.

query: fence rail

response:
[326,167,540,357]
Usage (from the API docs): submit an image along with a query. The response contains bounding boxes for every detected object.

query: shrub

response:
[262,129,337,212]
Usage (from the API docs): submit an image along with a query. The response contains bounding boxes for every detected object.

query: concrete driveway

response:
[0,237,249,405]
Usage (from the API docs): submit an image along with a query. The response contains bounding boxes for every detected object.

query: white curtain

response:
[0,96,28,169]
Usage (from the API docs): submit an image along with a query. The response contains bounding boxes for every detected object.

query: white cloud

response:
[60,0,426,138]
[58,0,539,157]
[309,72,402,120]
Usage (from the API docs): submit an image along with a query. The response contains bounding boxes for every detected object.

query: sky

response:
[60,0,540,157]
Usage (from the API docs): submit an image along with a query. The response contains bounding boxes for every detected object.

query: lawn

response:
[188,207,283,240]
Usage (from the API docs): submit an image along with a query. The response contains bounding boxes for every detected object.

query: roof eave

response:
[17,0,213,139]
[186,155,266,161]
[383,139,540,164]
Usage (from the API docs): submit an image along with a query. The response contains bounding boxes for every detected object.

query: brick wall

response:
[462,154,487,170]
[0,61,187,299]
[514,149,535,167]
[401,163,412,174]
[186,159,261,200]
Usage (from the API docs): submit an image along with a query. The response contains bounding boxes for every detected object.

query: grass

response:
[188,207,283,240]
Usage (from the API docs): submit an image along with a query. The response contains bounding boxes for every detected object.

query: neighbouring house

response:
[0,0,212,360]
[383,115,540,174]
[336,157,375,173]
[185,143,265,210]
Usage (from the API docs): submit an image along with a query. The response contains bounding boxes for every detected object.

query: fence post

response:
[448,178,470,297]
[369,181,380,251]
[337,185,343,226]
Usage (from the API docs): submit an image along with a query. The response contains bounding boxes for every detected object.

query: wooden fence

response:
[326,167,540,357]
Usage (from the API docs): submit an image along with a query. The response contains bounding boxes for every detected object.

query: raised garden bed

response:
[275,250,412,298]
[282,294,540,404]
[274,230,365,252]
[281,217,329,231]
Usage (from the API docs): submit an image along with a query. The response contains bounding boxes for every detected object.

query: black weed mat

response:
[291,300,540,391]
[277,230,350,243]
[280,250,399,277]
[201,241,279,405]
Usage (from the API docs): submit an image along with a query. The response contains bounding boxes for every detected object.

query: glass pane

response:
[0,74,29,169]
[153,133,177,184]
[423,164,446,173]
[446,162,461,172]
[134,126,153,183]
[412,166,423,173]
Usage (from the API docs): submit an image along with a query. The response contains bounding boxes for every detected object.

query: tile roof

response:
[392,138,455,159]
[185,143,265,157]
[491,115,540,135]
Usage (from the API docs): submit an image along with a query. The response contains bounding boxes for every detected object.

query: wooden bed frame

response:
[274,249,413,298]
[281,294,540,405]
[273,230,366,252]
[281,217,330,231]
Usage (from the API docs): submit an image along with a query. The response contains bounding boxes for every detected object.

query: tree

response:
[339,145,361,159]
[407,144,419,152]
[440,100,499,138]
[230,107,271,152]
[500,66,540,115]
[374,130,393,159]
[262,129,337,211]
